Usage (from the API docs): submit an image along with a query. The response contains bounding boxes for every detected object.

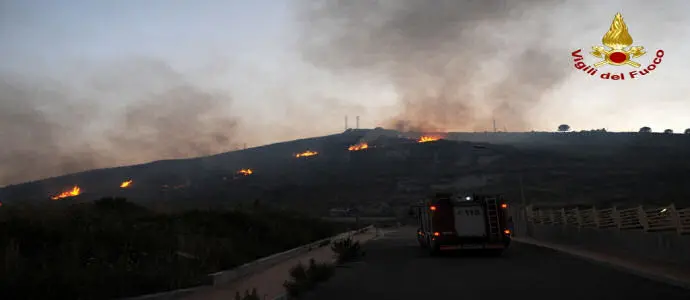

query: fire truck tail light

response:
[500,203,508,209]
[430,206,437,211]
[433,232,440,236]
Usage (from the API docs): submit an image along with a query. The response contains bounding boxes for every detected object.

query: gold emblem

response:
[591,13,646,68]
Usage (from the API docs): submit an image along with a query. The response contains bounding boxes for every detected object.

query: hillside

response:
[2,129,690,213]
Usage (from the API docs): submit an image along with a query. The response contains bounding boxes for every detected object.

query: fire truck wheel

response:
[428,241,440,256]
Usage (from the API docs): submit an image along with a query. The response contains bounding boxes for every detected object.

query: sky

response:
[1,0,689,186]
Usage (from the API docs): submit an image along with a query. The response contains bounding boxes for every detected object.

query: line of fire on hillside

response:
[38,135,443,202]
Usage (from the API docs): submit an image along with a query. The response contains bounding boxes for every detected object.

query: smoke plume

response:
[0,58,238,186]
[295,0,569,132]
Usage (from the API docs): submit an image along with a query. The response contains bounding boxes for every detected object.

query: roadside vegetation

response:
[235,288,261,300]
[283,233,368,299]
[331,236,365,264]
[283,258,336,298]
[0,197,342,299]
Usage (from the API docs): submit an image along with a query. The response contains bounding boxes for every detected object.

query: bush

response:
[306,258,335,282]
[235,288,260,300]
[330,236,364,264]
[283,259,335,298]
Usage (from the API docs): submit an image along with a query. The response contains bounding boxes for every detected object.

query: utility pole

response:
[519,173,532,237]
[519,174,526,205]
[345,116,348,130]
[356,116,360,129]
[493,119,497,133]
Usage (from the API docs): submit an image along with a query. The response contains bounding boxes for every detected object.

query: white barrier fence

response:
[124,225,373,300]
[526,204,690,235]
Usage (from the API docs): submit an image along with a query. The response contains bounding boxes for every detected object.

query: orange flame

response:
[418,136,441,143]
[51,186,81,200]
[295,150,318,158]
[348,143,369,151]
[237,168,253,176]
[120,180,133,188]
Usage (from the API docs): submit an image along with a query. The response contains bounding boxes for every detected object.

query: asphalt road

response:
[303,227,689,300]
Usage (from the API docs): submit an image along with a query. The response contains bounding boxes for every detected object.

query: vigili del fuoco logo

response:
[571,12,664,80]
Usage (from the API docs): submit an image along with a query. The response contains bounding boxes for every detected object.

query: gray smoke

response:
[295,0,569,132]
[0,58,238,186]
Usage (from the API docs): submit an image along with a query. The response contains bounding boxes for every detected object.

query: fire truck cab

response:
[411,192,512,256]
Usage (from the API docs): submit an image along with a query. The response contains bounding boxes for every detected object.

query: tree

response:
[664,129,673,134]
[557,124,570,132]
[684,128,690,134]
[639,126,652,133]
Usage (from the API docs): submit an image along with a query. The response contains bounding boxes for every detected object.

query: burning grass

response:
[120,180,133,188]
[348,143,369,151]
[295,150,318,158]
[237,169,253,176]
[50,186,81,200]
[417,135,442,143]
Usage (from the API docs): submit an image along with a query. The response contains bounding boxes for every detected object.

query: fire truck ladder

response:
[485,197,501,238]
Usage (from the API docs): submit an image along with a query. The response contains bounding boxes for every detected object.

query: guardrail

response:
[124,225,373,300]
[525,204,690,235]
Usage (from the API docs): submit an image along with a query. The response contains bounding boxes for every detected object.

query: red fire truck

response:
[411,192,512,256]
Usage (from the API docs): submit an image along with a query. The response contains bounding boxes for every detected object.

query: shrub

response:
[234,288,260,300]
[330,236,363,264]
[283,259,335,298]
[283,262,311,297]
[306,258,335,283]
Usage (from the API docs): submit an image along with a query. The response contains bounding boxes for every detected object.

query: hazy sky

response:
[1,0,689,185]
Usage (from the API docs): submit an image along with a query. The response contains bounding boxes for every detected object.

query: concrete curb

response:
[513,237,690,290]
[211,226,373,286]
[120,287,204,300]
[123,225,373,300]
[270,227,390,300]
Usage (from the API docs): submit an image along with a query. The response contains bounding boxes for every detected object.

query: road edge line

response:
[513,237,690,290]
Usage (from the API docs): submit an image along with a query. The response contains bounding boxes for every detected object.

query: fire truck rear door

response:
[453,205,486,237]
